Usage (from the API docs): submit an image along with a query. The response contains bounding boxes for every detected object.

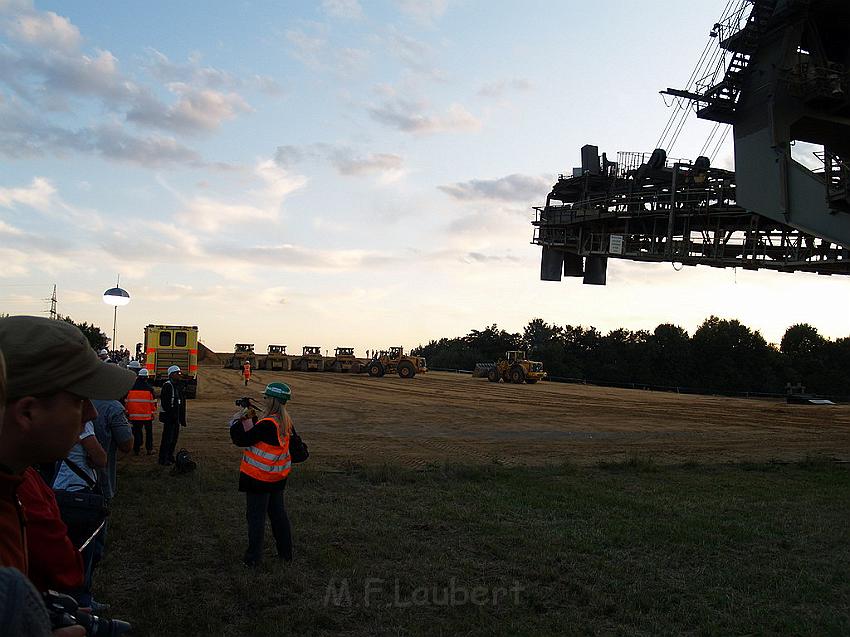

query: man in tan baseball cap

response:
[1,316,136,406]
[0,316,136,474]
[0,316,136,577]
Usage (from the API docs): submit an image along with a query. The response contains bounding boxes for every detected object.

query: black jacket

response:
[230,418,288,493]
[160,380,186,426]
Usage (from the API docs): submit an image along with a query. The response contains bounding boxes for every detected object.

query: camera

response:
[235,396,261,409]
[43,590,131,636]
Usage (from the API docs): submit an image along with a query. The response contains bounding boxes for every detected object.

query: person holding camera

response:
[229,383,295,567]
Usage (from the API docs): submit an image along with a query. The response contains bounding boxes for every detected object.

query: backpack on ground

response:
[172,448,197,475]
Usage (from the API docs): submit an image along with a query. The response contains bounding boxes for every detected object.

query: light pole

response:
[102,275,130,355]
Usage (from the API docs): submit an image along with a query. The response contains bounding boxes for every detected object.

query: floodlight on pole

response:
[102,275,130,354]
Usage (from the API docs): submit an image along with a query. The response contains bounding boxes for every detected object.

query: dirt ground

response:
[182,367,850,467]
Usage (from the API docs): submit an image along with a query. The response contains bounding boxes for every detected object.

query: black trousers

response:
[158,418,179,463]
[131,420,153,452]
[244,487,292,565]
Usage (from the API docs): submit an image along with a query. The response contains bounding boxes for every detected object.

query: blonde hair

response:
[263,396,280,415]
[263,396,291,435]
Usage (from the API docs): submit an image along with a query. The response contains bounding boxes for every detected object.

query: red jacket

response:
[0,469,26,574]
[17,468,84,592]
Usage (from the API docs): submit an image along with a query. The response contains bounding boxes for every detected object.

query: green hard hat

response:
[264,382,291,402]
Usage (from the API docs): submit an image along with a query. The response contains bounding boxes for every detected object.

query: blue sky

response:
[1,0,847,352]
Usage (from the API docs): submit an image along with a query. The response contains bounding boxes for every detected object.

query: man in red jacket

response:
[0,317,135,581]
[17,467,84,593]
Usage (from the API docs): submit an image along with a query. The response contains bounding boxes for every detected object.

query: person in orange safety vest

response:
[126,366,157,456]
[241,360,251,387]
[229,382,294,567]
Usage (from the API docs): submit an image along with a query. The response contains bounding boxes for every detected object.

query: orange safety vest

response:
[126,389,156,421]
[240,413,291,482]
[242,363,251,379]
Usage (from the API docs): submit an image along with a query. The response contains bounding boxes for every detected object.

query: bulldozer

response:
[367,346,426,379]
[225,343,256,370]
[293,346,324,372]
[262,345,289,371]
[486,351,544,384]
[326,347,361,373]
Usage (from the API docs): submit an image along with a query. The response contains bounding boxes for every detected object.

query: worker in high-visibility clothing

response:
[241,360,251,387]
[126,365,157,455]
[229,382,294,567]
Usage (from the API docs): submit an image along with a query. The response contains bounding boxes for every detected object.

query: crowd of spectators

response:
[0,315,146,635]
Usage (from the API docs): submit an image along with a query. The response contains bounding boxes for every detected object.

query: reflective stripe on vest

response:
[126,389,156,420]
[240,414,291,482]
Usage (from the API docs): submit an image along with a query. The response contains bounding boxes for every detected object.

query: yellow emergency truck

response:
[143,324,199,398]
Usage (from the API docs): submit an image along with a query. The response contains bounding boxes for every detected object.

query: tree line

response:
[412,317,850,397]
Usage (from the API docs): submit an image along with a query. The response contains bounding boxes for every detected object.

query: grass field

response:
[93,369,850,636]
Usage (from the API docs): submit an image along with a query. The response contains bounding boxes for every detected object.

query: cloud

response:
[0,175,103,230]
[0,219,23,235]
[173,159,307,232]
[286,28,326,69]
[127,83,251,134]
[439,174,551,203]
[370,28,446,83]
[335,47,369,76]
[0,4,260,169]
[394,0,448,23]
[285,26,368,77]
[464,252,521,264]
[6,8,81,52]
[87,124,204,166]
[478,78,532,98]
[0,97,208,167]
[275,143,404,179]
[0,46,132,105]
[274,145,312,168]
[321,0,363,19]
[0,176,55,210]
[368,99,481,134]
[330,150,404,176]
[144,49,282,95]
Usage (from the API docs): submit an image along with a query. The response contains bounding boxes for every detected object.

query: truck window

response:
[175,332,187,347]
[159,332,172,347]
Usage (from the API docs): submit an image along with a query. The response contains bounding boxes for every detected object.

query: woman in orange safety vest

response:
[229,382,293,566]
[241,361,251,386]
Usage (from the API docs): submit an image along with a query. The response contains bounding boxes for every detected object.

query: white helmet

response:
[128,360,141,370]
[167,365,181,376]
[138,368,149,377]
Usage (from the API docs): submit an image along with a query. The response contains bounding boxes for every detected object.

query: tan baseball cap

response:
[0,316,136,400]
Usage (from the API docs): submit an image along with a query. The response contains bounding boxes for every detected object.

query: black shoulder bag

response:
[53,459,109,549]
[289,424,309,464]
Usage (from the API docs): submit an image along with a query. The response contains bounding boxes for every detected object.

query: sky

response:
[0,0,847,353]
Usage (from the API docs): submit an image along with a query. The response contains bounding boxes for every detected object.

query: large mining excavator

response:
[535,0,850,284]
